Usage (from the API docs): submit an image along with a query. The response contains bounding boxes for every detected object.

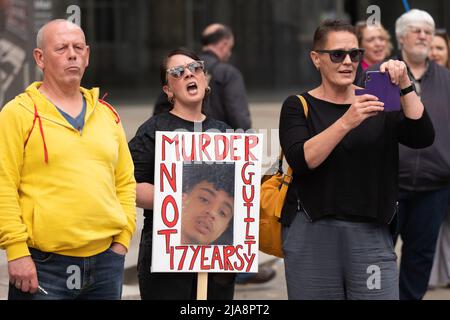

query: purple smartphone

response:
[355,71,401,112]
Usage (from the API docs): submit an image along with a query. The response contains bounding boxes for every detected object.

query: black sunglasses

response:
[166,60,205,79]
[315,49,365,63]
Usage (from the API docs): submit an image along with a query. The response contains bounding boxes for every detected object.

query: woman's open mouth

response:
[186,82,199,95]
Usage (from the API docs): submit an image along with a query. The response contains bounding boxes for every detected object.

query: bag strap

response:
[275,95,308,218]
[24,93,49,164]
[279,95,309,176]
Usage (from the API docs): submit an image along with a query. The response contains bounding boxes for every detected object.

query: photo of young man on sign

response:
[181,163,235,246]
[152,131,262,273]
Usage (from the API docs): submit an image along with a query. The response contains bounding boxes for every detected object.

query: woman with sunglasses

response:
[279,20,434,300]
[128,48,235,300]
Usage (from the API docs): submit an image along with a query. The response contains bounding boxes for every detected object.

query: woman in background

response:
[429,29,450,69]
[355,21,393,84]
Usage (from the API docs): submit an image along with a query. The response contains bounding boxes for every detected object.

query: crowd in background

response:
[1,7,450,301]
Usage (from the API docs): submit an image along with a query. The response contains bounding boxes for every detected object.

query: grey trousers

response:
[429,209,450,287]
[282,212,399,300]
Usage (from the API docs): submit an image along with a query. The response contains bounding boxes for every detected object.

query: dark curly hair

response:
[182,162,235,197]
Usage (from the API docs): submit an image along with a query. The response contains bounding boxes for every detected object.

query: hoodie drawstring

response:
[24,93,49,164]
[99,93,121,124]
[24,92,119,164]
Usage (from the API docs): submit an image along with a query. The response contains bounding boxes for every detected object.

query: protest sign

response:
[152,131,263,273]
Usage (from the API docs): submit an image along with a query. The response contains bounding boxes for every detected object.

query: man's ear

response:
[310,51,321,70]
[217,39,228,56]
[33,48,45,71]
[85,45,90,68]
[221,38,230,49]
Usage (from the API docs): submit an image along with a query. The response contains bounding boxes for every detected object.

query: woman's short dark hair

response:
[182,162,235,198]
[160,47,202,86]
[313,20,357,50]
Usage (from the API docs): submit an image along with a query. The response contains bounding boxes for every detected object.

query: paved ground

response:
[1,95,450,300]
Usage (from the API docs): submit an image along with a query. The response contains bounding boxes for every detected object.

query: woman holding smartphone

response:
[279,20,434,300]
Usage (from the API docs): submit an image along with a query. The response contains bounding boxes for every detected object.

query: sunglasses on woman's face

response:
[315,49,365,63]
[166,61,205,79]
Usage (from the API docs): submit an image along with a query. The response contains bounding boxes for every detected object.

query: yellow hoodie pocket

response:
[31,204,49,250]
[32,204,61,252]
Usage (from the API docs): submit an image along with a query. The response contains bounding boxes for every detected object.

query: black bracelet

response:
[400,84,415,96]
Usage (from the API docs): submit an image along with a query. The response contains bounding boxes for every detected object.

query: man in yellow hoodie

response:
[0,19,136,300]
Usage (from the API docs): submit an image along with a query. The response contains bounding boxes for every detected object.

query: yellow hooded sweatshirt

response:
[0,82,136,261]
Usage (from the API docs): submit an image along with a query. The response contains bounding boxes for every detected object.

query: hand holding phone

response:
[340,93,384,130]
[355,71,401,112]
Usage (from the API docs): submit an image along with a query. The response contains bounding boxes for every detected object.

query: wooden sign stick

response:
[197,272,208,300]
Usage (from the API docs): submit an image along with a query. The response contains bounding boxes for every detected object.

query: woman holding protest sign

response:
[128,48,235,300]
[279,20,434,300]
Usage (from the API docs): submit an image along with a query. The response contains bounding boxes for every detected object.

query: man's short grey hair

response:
[36,19,83,49]
[395,9,435,48]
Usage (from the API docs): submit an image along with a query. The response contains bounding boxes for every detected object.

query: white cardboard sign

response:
[152,131,263,273]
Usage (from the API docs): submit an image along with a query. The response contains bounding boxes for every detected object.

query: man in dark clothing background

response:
[393,10,450,300]
[153,23,252,131]
[358,9,450,301]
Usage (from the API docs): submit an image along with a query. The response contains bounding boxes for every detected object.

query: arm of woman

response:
[304,95,384,169]
[303,118,349,170]
[381,59,423,119]
[136,183,154,209]
[128,120,157,209]
[381,59,435,148]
